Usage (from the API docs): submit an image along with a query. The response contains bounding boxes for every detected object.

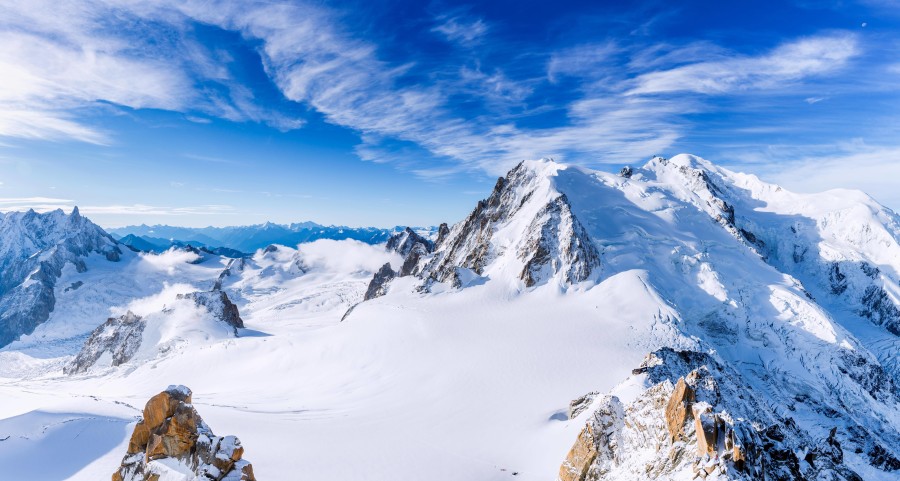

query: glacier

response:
[0,155,899,480]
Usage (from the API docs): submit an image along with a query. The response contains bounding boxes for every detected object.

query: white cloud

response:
[0,2,874,182]
[0,196,73,205]
[628,34,858,95]
[547,42,620,82]
[431,15,488,46]
[0,0,304,143]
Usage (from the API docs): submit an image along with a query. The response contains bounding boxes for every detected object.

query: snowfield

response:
[1,155,900,480]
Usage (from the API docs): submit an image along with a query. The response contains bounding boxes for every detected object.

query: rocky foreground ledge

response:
[113,385,256,481]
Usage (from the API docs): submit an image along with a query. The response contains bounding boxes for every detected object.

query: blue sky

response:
[0,0,898,227]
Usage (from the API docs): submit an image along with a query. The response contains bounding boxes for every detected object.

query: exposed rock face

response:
[64,311,145,374]
[558,395,624,481]
[176,290,244,332]
[364,263,396,301]
[386,227,434,257]
[568,391,599,419]
[213,258,245,291]
[559,422,597,481]
[113,385,257,481]
[399,242,428,277]
[434,223,450,248]
[419,161,601,288]
[664,377,694,443]
[558,348,870,481]
[0,207,121,347]
[518,194,600,287]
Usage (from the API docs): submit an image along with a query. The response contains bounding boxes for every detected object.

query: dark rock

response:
[435,223,450,248]
[176,290,244,332]
[400,243,428,277]
[386,227,434,257]
[65,311,146,374]
[364,263,395,301]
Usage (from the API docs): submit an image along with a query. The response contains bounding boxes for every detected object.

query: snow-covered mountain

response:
[1,155,900,481]
[108,222,434,253]
[0,207,122,347]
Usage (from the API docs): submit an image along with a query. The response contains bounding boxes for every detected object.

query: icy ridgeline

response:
[113,385,256,481]
[0,207,121,347]
[356,156,900,480]
[355,160,601,306]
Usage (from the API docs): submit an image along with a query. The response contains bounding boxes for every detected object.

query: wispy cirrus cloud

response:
[0,1,875,183]
[431,14,489,46]
[628,34,858,95]
[0,0,304,144]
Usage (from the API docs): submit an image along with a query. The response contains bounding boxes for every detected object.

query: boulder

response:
[112,385,257,481]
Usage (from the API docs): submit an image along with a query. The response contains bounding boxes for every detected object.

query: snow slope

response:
[1,156,900,480]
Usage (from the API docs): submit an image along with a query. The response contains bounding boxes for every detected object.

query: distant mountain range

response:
[108,222,435,254]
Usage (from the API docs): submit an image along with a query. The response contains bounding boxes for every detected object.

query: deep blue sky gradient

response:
[0,0,897,227]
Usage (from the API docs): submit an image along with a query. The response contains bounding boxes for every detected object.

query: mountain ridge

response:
[1,154,900,480]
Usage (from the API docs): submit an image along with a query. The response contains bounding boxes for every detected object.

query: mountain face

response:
[4,155,900,481]
[416,161,600,288]
[352,156,900,480]
[0,207,121,347]
[108,222,426,253]
[118,234,248,258]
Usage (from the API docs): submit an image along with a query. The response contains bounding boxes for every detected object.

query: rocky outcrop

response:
[558,348,870,481]
[434,223,450,248]
[558,395,624,481]
[386,227,434,257]
[518,194,600,287]
[213,258,245,291]
[399,242,428,277]
[113,385,257,481]
[364,263,396,301]
[64,311,145,374]
[568,391,599,419]
[664,377,694,443]
[0,207,121,347]
[418,161,600,288]
[176,290,244,333]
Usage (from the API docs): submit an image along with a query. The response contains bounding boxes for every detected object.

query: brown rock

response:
[112,385,257,481]
[665,377,695,443]
[141,386,189,430]
[558,423,598,481]
[692,404,718,456]
[733,444,746,471]
[127,421,150,454]
[241,462,257,481]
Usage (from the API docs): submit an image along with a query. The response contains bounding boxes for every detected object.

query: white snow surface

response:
[1,156,900,480]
